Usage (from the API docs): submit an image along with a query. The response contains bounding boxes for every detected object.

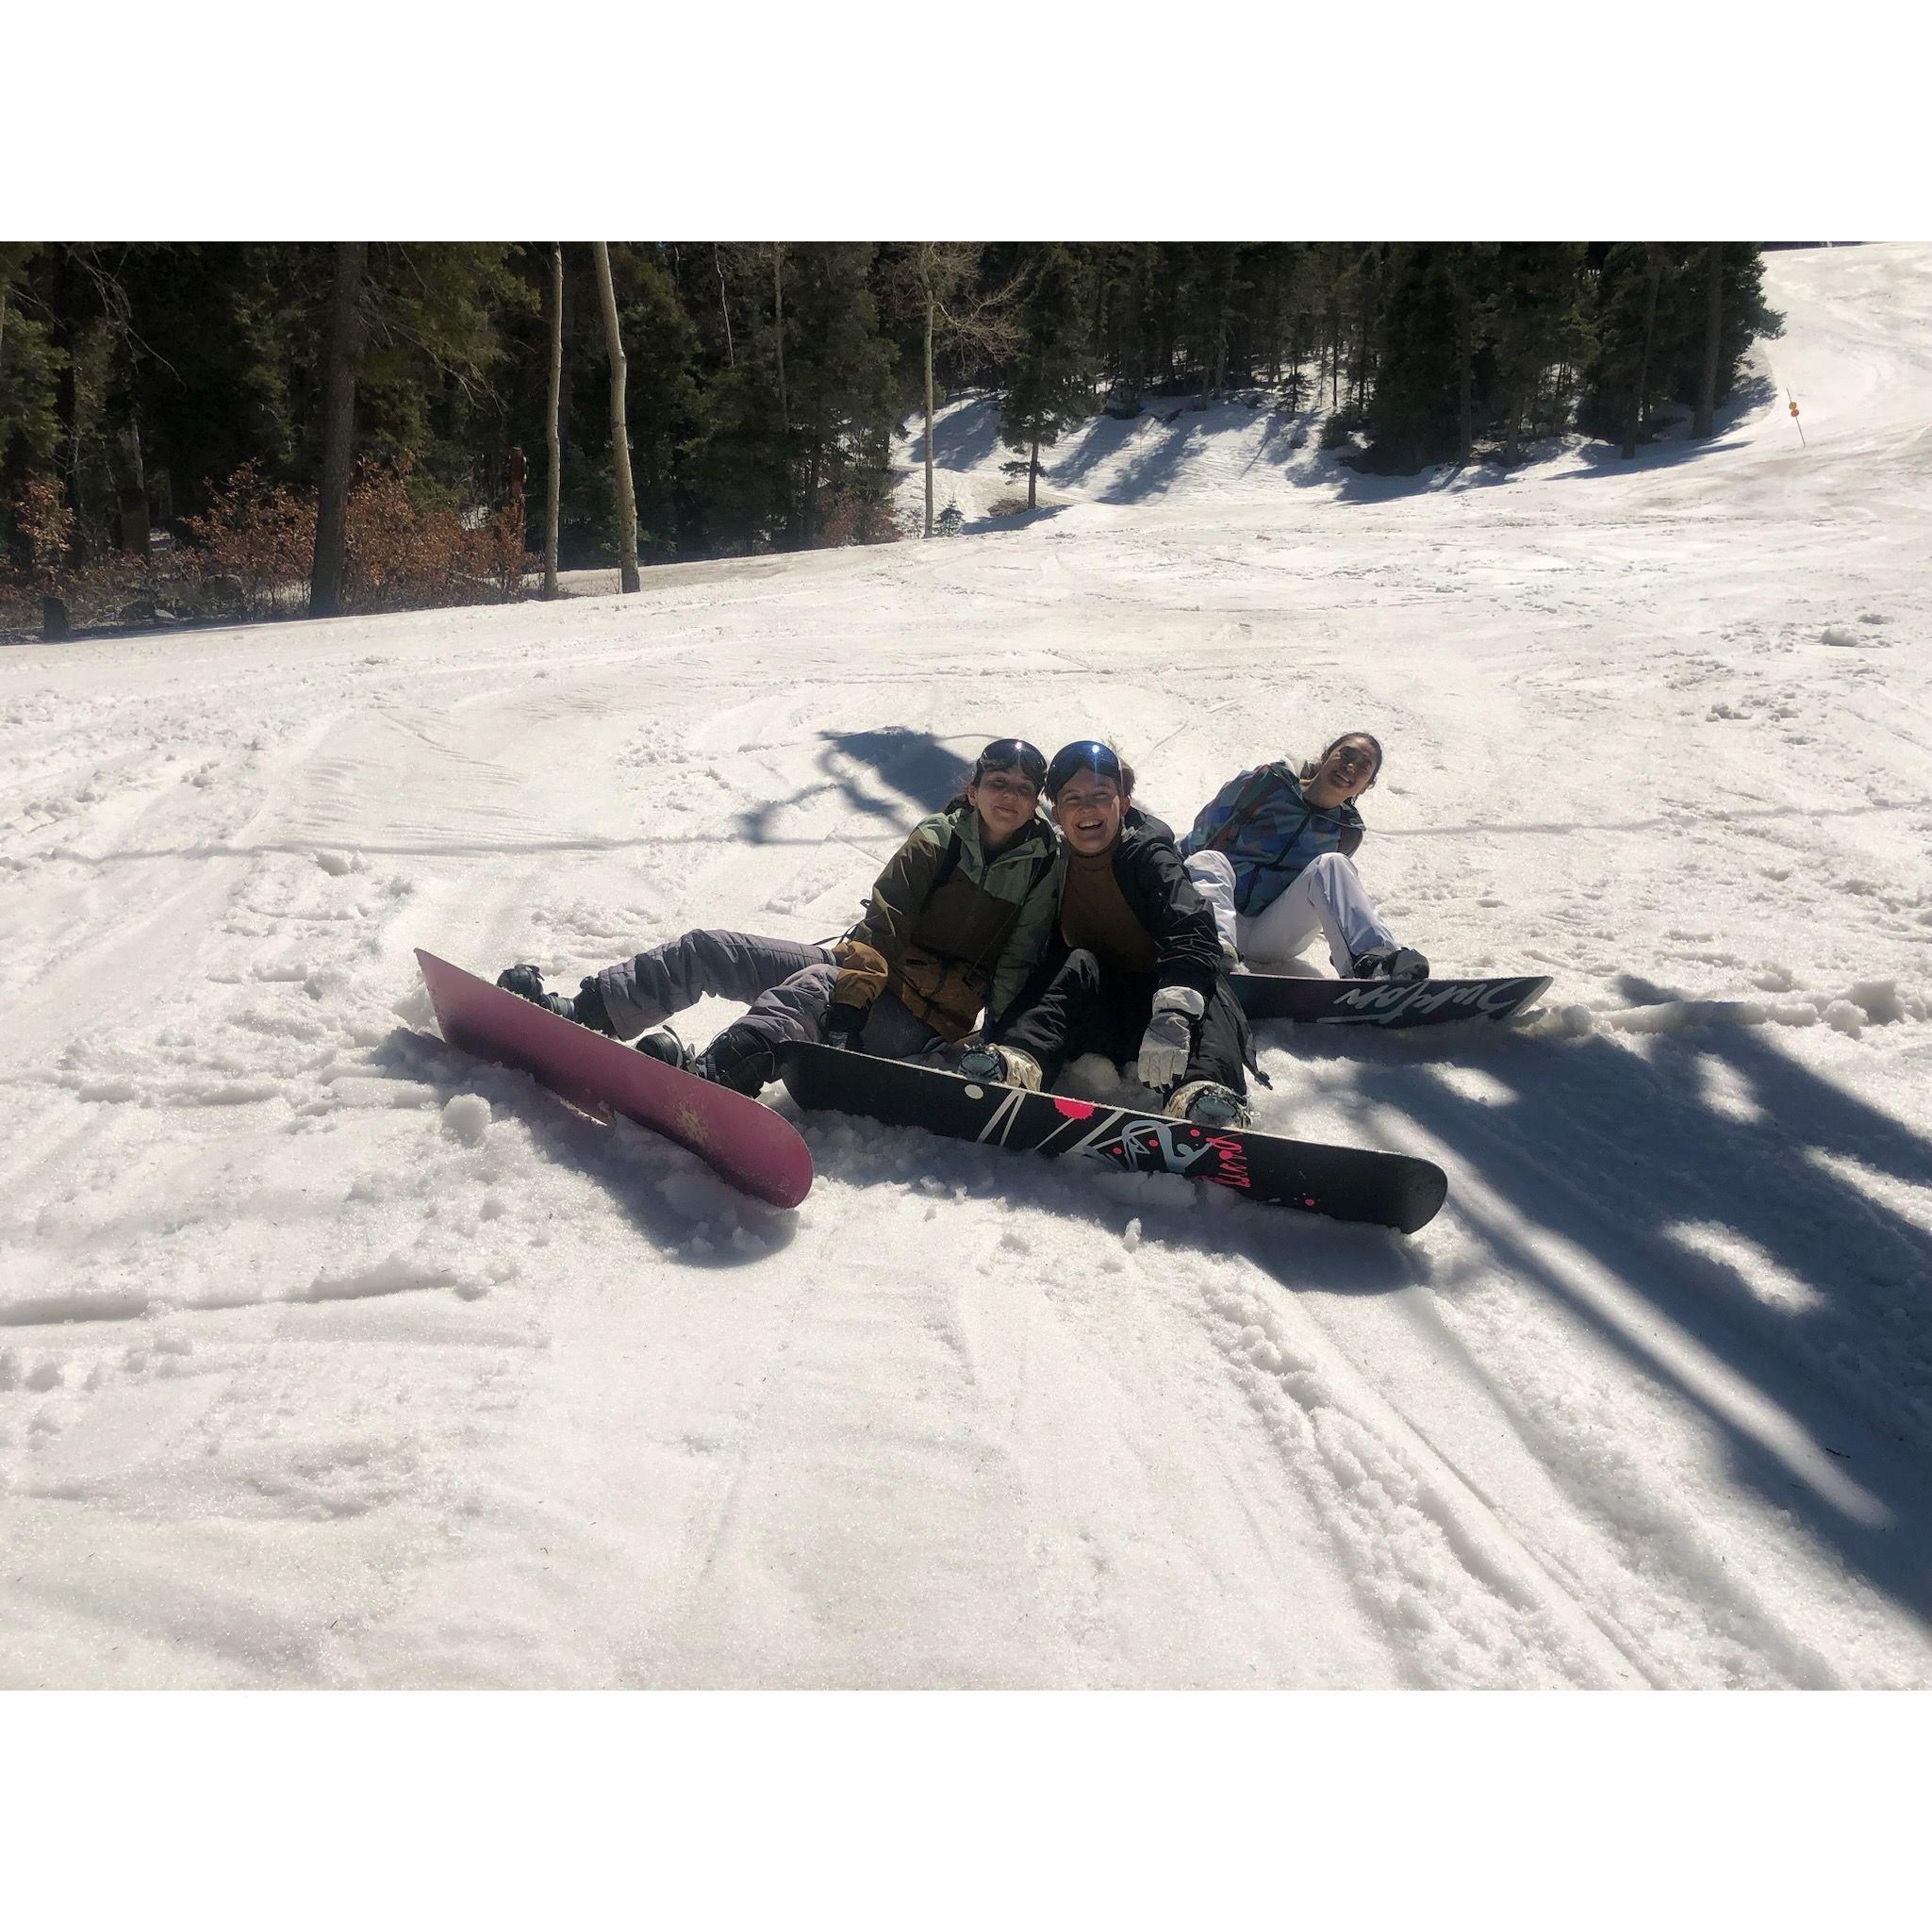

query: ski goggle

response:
[972,738,1047,789]
[1045,740,1122,798]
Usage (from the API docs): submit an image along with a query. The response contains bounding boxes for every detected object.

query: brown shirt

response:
[1060,844,1157,976]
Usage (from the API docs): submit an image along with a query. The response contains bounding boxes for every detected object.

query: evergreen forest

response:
[0,242,1783,637]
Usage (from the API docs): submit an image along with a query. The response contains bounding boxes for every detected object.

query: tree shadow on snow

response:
[1258,983,1932,1625]
[733,728,973,848]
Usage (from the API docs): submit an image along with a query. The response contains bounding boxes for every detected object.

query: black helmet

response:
[1044,740,1123,798]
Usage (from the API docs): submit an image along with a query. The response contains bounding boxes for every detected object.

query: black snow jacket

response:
[1030,806,1227,1005]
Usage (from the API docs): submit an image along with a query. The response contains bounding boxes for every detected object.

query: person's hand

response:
[1136,985,1204,1088]
[821,1001,867,1051]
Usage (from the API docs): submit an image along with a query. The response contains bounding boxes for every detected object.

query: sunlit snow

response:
[1,243,1927,1688]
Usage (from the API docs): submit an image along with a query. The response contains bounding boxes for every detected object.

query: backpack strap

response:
[926,827,965,900]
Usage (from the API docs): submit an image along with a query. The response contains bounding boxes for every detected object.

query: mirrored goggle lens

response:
[976,738,1046,786]
[1046,740,1122,795]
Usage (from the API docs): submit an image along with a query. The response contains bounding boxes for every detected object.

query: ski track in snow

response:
[2,243,1928,1688]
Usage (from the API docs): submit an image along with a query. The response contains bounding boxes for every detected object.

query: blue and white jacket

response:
[1179,757,1366,919]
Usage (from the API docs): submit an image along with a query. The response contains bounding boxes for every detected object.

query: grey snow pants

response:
[592,927,945,1066]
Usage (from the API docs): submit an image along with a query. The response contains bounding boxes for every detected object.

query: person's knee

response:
[1063,949,1102,991]
[787,962,838,997]
[678,927,731,967]
[1306,851,1351,880]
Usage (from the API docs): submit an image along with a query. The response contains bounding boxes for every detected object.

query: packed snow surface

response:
[3,243,1928,1688]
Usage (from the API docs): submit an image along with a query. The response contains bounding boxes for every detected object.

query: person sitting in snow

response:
[960,740,1254,1129]
[496,737,1064,1095]
[1179,732,1428,983]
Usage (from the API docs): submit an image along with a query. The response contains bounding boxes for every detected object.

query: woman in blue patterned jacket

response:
[1179,732,1428,983]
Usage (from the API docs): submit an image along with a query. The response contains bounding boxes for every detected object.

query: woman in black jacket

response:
[966,740,1253,1128]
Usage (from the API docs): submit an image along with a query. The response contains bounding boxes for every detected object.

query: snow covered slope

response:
[2,244,1927,1688]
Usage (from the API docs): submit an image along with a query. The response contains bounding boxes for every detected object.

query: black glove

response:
[821,1001,868,1051]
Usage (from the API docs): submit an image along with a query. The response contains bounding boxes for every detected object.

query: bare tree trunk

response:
[715,244,734,368]
[772,245,789,429]
[1503,384,1526,467]
[544,243,563,599]
[1028,432,1039,509]
[0,281,9,378]
[772,243,791,543]
[310,240,368,619]
[1205,249,1232,407]
[1457,264,1475,467]
[592,241,640,593]
[1695,242,1724,438]
[1623,246,1663,460]
[112,421,149,556]
[923,291,936,539]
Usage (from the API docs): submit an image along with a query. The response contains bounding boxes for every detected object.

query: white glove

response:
[1136,984,1204,1089]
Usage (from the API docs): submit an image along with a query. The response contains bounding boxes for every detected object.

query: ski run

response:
[1,241,1927,1691]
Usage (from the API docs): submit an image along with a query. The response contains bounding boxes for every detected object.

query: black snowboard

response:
[1233,971,1552,1028]
[777,1042,1446,1233]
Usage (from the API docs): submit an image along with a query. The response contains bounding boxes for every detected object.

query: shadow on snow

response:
[1256,974,1932,1628]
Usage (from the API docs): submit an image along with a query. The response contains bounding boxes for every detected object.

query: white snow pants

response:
[1184,850,1394,975]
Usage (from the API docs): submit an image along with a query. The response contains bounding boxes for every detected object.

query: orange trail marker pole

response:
[1787,388,1807,448]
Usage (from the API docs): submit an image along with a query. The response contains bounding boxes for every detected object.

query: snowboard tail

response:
[415,950,812,1209]
[1234,971,1552,1028]
[778,1042,1445,1233]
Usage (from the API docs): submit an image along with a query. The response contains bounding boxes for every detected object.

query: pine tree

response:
[996,245,1091,510]
[776,244,897,547]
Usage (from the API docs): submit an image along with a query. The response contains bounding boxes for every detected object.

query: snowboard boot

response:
[689,1020,775,1098]
[1166,1080,1253,1130]
[632,1027,694,1071]
[956,1043,1043,1091]
[1349,944,1429,985]
[497,965,618,1035]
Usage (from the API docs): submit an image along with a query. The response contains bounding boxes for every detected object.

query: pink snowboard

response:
[415,950,813,1210]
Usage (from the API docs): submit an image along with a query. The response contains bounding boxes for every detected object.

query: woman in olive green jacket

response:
[496,738,1063,1096]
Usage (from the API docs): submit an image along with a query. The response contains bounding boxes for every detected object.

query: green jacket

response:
[835,805,1063,1040]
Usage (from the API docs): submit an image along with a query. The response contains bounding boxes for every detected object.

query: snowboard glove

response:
[1350,945,1428,985]
[821,1001,868,1051]
[1136,984,1205,1090]
[957,1043,1043,1091]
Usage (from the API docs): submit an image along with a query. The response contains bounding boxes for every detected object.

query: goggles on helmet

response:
[1045,739,1123,798]
[972,738,1048,789]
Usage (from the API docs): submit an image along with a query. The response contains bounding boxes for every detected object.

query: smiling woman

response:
[965,740,1254,1129]
[1181,732,1428,983]
[494,736,1065,1094]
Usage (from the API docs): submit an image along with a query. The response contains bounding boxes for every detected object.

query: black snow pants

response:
[990,949,1249,1096]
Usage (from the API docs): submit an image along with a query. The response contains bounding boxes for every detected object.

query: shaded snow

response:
[1,243,1927,1688]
